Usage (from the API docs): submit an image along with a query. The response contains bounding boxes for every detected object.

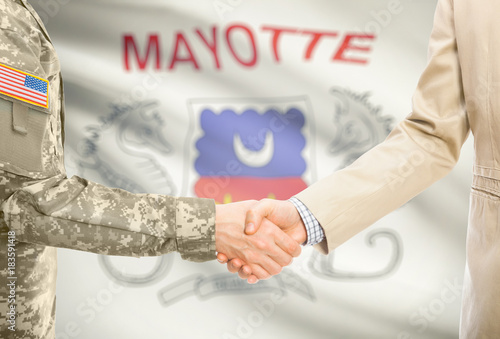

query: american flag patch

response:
[0,63,49,109]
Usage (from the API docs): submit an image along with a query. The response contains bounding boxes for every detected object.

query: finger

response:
[217,252,229,264]
[247,275,259,284]
[245,199,274,235]
[249,254,283,279]
[266,248,294,268]
[272,223,302,257]
[255,220,299,266]
[237,265,252,280]
[227,259,245,274]
[247,263,272,280]
[248,237,291,269]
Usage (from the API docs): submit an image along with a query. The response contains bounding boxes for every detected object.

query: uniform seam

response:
[471,185,500,198]
[471,188,500,201]
[4,197,23,237]
[174,199,186,255]
[486,25,496,170]
[14,189,161,241]
[474,166,500,180]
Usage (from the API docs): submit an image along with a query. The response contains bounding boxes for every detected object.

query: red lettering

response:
[195,26,221,69]
[225,24,258,67]
[123,26,376,71]
[333,34,375,64]
[169,32,200,70]
[302,30,338,60]
[123,34,161,71]
[261,26,297,62]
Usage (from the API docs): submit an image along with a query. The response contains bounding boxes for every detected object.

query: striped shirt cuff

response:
[289,197,325,246]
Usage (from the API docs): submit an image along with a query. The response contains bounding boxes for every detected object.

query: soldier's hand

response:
[215,200,301,282]
[217,199,307,283]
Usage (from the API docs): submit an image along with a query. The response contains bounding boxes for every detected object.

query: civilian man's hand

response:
[217,199,307,283]
[215,200,301,281]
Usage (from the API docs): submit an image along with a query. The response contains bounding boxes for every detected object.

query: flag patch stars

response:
[0,63,49,108]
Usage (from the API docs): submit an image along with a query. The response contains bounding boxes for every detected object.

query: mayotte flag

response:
[0,63,49,108]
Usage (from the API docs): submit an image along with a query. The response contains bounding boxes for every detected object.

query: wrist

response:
[296,219,308,245]
[288,197,324,246]
[284,200,307,244]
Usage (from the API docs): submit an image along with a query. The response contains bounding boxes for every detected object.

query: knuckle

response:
[271,266,282,276]
[282,255,293,267]
[286,242,298,255]
[248,205,260,215]
[254,239,268,251]
[259,272,271,280]
[262,226,274,236]
[240,266,250,276]
[228,264,239,273]
[246,251,258,264]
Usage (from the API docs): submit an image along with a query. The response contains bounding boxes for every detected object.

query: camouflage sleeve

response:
[0,0,216,263]
[1,174,216,262]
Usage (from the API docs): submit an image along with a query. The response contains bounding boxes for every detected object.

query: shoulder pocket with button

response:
[0,95,55,178]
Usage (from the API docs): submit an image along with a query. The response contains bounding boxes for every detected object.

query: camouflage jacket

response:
[0,1,215,338]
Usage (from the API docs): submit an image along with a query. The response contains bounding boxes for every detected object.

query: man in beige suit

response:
[219,0,498,336]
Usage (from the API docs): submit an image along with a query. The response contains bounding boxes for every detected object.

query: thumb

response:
[245,199,273,235]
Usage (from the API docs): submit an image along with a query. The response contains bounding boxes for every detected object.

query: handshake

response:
[214,199,308,284]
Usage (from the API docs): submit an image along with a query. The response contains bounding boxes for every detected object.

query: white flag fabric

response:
[30,0,473,338]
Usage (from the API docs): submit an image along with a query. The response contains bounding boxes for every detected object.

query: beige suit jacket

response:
[296,0,499,337]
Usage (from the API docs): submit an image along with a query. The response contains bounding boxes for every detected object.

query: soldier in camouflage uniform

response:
[0,1,300,338]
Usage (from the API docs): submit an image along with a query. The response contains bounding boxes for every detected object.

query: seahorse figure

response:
[115,101,177,195]
[309,87,401,281]
[328,87,394,169]
[76,101,177,285]
[77,100,176,195]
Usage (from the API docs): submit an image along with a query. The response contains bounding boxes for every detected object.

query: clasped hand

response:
[215,199,307,284]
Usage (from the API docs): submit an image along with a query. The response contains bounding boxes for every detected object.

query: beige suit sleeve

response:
[296,0,470,254]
